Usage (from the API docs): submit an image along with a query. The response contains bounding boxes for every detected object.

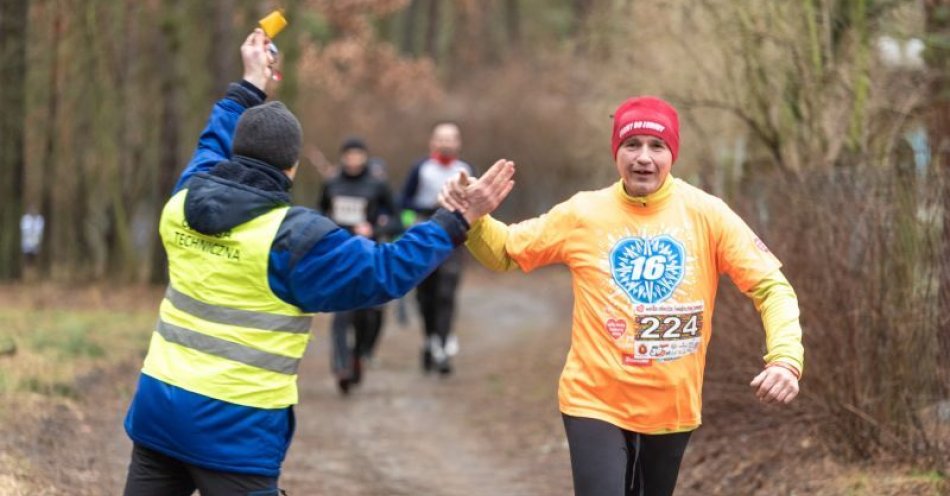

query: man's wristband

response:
[766,361,801,380]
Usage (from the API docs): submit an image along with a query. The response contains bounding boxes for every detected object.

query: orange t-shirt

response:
[500,178,781,433]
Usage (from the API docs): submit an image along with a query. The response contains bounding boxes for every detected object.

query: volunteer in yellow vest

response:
[121,29,514,496]
[439,96,804,496]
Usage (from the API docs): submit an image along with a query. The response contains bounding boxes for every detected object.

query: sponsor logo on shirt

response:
[622,353,652,366]
[610,235,685,304]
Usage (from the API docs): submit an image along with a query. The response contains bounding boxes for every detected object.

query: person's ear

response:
[285,162,299,180]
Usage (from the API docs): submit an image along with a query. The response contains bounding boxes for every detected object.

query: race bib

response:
[331,196,368,226]
[625,301,704,364]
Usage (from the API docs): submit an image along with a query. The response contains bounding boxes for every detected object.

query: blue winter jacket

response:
[124,81,468,477]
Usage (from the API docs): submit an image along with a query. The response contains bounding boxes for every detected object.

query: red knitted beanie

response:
[611,96,679,163]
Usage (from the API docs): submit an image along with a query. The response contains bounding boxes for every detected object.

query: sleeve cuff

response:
[430,209,469,246]
[225,81,267,108]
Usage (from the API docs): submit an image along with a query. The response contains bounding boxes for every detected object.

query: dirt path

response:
[282,268,574,495]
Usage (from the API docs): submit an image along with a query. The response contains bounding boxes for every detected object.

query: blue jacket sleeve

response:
[269,208,469,313]
[173,81,266,194]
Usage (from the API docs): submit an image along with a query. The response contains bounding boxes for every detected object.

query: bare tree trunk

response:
[505,0,520,47]
[67,0,101,279]
[401,0,421,56]
[923,0,950,368]
[208,0,236,97]
[277,0,300,108]
[0,0,28,280]
[478,0,498,64]
[424,0,440,61]
[846,0,870,155]
[925,0,950,166]
[39,4,60,276]
[150,2,183,284]
[104,0,139,280]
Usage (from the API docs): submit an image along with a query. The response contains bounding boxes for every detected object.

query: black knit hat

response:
[232,101,302,170]
[340,136,368,153]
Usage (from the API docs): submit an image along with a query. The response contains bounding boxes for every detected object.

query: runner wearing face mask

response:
[400,122,474,375]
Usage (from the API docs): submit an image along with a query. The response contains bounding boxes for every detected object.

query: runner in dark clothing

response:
[319,137,401,393]
[400,122,474,375]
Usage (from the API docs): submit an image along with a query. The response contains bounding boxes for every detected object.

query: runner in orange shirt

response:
[440,96,803,496]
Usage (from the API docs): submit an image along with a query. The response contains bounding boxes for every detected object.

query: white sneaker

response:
[444,335,459,357]
[428,336,447,362]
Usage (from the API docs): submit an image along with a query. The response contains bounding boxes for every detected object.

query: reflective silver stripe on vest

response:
[156,320,301,375]
[165,286,311,333]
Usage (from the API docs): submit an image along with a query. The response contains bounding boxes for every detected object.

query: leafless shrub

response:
[713,165,947,467]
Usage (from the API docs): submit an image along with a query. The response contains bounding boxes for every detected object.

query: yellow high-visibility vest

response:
[142,189,312,409]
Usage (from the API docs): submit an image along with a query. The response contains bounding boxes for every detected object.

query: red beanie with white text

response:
[611,96,680,163]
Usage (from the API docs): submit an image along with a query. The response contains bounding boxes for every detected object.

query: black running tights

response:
[562,414,692,496]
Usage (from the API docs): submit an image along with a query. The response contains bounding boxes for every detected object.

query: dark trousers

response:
[416,248,463,347]
[123,443,284,496]
[330,307,383,375]
[562,414,693,496]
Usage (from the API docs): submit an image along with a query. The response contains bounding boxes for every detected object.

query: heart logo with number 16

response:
[610,235,686,304]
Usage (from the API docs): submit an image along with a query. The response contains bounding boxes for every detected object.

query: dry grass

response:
[0,284,158,492]
[0,285,157,402]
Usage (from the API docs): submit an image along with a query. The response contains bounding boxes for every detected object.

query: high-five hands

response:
[438,159,516,225]
[241,28,278,92]
[750,364,800,405]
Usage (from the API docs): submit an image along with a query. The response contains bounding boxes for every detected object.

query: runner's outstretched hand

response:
[439,171,470,212]
[439,159,515,225]
[750,365,800,405]
[241,28,277,92]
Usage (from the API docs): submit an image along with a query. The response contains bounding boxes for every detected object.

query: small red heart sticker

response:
[605,318,626,339]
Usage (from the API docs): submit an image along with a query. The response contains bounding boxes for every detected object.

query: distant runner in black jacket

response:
[319,137,400,393]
